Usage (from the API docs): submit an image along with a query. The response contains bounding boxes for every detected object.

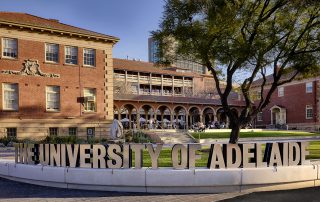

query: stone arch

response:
[270,105,286,125]
[173,105,187,113]
[119,103,138,130]
[188,105,201,113]
[188,106,201,127]
[216,107,228,128]
[231,108,240,117]
[113,105,120,120]
[201,106,216,115]
[120,103,139,111]
[139,104,156,113]
[173,105,188,129]
[155,104,173,113]
[155,105,172,129]
[231,108,240,116]
[139,104,156,129]
[202,106,216,126]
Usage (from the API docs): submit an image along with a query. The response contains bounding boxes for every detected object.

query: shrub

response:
[132,131,153,143]
[0,136,18,146]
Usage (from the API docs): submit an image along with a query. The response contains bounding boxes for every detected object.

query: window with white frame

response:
[278,86,284,97]
[256,91,262,100]
[2,83,18,110]
[2,38,18,58]
[6,128,17,139]
[45,43,59,63]
[69,127,77,136]
[49,127,59,136]
[83,88,96,112]
[65,46,78,65]
[257,112,263,121]
[46,86,60,111]
[87,127,95,139]
[306,105,313,119]
[306,82,313,93]
[83,48,95,66]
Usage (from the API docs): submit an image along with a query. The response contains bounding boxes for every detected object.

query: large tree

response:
[153,0,320,143]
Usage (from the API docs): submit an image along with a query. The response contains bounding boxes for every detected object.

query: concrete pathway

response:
[0,177,245,202]
[153,131,195,144]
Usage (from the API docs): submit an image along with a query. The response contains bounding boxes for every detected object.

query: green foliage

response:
[0,136,18,146]
[122,130,154,143]
[192,131,320,139]
[153,0,320,143]
[40,135,83,144]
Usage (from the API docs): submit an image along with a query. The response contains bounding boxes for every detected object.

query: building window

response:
[257,112,263,121]
[69,127,77,136]
[83,48,95,66]
[83,88,96,112]
[306,82,313,93]
[49,127,59,136]
[2,38,17,58]
[2,83,19,111]
[6,128,17,139]
[45,43,59,63]
[258,91,262,99]
[65,46,78,65]
[278,86,284,97]
[87,127,95,139]
[306,105,313,119]
[46,86,60,111]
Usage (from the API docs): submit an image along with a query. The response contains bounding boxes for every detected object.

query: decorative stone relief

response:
[1,59,60,78]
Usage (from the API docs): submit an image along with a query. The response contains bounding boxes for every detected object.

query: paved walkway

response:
[153,131,195,144]
[222,186,320,202]
[1,177,320,202]
[0,177,244,202]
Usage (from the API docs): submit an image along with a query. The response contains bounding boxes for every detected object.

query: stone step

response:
[154,131,195,144]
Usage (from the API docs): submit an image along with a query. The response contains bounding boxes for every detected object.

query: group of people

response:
[191,121,227,132]
[122,119,187,130]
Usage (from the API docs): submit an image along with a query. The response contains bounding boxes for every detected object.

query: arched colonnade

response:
[114,102,241,130]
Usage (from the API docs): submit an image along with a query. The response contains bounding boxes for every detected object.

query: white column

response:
[170,112,174,129]
[186,113,189,130]
[192,78,194,96]
[172,76,175,96]
[137,72,140,95]
[128,110,132,129]
[161,75,164,96]
[125,70,128,85]
[150,73,152,95]
[182,77,185,96]
[137,112,140,130]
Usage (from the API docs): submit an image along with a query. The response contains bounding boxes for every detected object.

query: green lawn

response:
[133,148,210,167]
[192,131,320,139]
[133,141,320,167]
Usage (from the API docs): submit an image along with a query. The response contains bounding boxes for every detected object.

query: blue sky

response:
[1,0,165,61]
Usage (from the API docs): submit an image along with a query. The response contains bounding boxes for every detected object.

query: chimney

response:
[48,19,59,23]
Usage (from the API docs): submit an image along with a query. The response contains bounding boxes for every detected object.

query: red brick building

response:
[113,58,244,130]
[253,74,320,131]
[0,12,118,139]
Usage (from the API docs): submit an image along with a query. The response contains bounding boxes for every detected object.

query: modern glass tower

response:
[148,37,206,74]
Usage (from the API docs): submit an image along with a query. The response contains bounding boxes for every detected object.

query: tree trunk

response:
[229,124,241,144]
